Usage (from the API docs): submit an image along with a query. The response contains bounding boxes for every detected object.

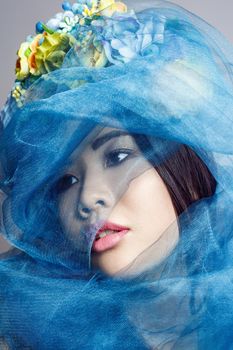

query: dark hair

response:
[133,135,217,217]
[154,145,217,216]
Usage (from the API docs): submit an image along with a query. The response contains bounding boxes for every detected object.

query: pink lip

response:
[92,221,130,253]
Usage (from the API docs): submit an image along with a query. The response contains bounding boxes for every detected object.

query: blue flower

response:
[97,12,165,64]
[72,3,86,15]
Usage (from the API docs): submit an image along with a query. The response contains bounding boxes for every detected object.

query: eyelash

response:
[104,148,133,168]
[55,149,133,193]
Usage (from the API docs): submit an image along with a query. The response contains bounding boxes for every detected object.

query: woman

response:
[52,125,216,276]
[0,0,233,348]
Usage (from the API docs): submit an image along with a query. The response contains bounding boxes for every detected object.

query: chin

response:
[91,251,135,277]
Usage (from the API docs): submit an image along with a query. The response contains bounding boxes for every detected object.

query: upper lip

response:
[95,221,129,237]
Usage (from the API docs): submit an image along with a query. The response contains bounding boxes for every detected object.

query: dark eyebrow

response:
[92,131,130,151]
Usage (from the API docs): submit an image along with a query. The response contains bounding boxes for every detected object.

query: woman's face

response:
[56,127,179,275]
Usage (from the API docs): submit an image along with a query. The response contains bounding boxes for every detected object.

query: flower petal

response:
[111,38,124,50]
[46,18,61,31]
[118,45,136,59]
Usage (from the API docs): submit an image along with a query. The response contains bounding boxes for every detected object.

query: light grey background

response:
[0,0,232,252]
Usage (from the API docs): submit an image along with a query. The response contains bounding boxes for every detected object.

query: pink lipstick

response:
[92,221,130,253]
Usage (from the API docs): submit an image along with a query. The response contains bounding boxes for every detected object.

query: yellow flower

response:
[12,84,26,107]
[32,32,76,76]
[98,0,127,16]
[15,42,31,80]
[98,0,115,11]
[15,32,76,81]
[85,0,127,17]
[28,34,44,75]
[83,6,93,17]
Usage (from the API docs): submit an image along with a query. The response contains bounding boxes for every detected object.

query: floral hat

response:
[11,0,165,107]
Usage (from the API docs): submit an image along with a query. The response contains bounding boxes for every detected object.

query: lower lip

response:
[92,230,129,253]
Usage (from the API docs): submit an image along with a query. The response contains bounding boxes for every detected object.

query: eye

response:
[54,174,79,193]
[105,149,132,167]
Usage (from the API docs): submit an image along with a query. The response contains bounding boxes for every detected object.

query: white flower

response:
[47,11,80,33]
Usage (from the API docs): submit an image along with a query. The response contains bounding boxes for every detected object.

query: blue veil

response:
[1,1,233,348]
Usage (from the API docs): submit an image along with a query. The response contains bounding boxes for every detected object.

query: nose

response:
[78,199,106,219]
[77,180,114,220]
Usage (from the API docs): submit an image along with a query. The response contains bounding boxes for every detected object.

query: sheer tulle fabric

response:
[1,1,233,348]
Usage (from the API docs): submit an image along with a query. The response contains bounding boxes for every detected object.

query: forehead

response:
[84,126,126,144]
[94,126,128,139]
[84,126,128,148]
[68,126,130,163]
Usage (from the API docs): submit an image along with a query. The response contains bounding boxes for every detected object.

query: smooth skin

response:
[57,127,179,275]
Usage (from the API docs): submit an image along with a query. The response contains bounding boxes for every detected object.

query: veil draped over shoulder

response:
[1,1,233,349]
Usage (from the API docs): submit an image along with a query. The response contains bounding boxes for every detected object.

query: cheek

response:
[58,191,76,229]
[121,168,177,233]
